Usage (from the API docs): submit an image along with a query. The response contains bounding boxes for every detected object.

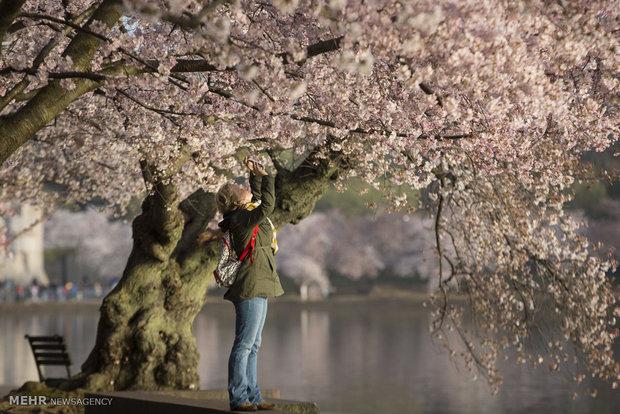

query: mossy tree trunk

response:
[70,142,352,391]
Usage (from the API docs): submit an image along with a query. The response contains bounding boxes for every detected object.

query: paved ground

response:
[85,391,319,414]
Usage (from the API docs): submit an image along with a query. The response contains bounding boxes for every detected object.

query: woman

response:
[215,157,284,412]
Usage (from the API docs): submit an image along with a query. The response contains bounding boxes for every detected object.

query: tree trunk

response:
[70,143,351,391]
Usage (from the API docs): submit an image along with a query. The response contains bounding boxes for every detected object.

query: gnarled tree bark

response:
[68,141,352,391]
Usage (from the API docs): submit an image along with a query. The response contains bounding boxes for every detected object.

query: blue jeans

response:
[228,297,268,409]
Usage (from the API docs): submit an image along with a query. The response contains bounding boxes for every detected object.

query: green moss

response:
[273,400,321,414]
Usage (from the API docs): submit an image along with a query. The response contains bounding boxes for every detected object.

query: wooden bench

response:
[24,334,72,386]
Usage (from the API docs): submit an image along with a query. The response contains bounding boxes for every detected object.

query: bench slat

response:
[35,360,72,366]
[33,351,68,355]
[30,344,67,350]
[34,353,69,361]
[26,335,64,342]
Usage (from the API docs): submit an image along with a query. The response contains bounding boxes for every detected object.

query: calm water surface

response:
[1,299,619,414]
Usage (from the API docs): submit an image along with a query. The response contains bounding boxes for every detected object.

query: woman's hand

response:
[243,156,267,176]
[243,156,254,171]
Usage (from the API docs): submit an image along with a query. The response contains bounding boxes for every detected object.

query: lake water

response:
[1,299,619,413]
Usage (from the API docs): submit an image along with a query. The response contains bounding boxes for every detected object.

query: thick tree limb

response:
[0,4,98,112]
[419,82,444,107]
[270,136,355,228]
[0,0,122,165]
[0,78,105,164]
[79,166,188,386]
[0,0,26,48]
[305,36,344,61]
[278,36,344,65]
[0,77,29,112]
[154,36,345,74]
[166,60,220,72]
[1,67,107,81]
[161,0,233,29]
[18,12,108,41]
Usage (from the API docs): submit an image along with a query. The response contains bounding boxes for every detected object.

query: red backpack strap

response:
[238,225,259,264]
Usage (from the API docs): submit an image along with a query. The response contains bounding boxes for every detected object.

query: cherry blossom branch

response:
[160,0,233,29]
[18,11,108,41]
[17,10,190,90]
[419,82,444,107]
[0,66,106,81]
[6,61,131,105]
[163,59,219,72]
[119,49,190,90]
[279,36,344,65]
[433,176,448,332]
[115,89,183,127]
[207,84,259,110]
[0,76,30,112]
[0,0,26,49]
[252,79,276,102]
[11,17,343,80]
[48,71,106,81]
[5,14,344,112]
[140,139,193,190]
[152,35,345,75]
[206,81,473,141]
[0,4,98,112]
[5,214,47,244]
[6,19,26,35]
[0,0,123,165]
[451,315,490,381]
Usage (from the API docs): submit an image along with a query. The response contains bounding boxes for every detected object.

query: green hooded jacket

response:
[220,173,284,302]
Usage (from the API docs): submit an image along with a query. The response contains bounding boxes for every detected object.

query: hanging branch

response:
[433,176,448,332]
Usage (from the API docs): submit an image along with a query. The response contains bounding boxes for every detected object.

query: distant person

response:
[201,157,282,412]
[30,278,39,302]
[94,282,103,297]
[15,284,24,301]
[55,283,64,301]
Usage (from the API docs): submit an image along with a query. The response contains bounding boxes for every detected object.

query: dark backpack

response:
[213,225,259,288]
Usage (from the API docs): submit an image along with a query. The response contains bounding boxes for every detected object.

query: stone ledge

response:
[84,391,319,414]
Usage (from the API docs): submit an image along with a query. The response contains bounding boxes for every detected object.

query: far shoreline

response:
[0,289,437,312]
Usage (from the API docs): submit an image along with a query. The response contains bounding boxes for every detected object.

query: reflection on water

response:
[0,307,99,384]
[1,300,619,414]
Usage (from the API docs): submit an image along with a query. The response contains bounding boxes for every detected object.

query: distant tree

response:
[274,213,334,293]
[277,210,437,286]
[363,213,437,281]
[0,0,618,394]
